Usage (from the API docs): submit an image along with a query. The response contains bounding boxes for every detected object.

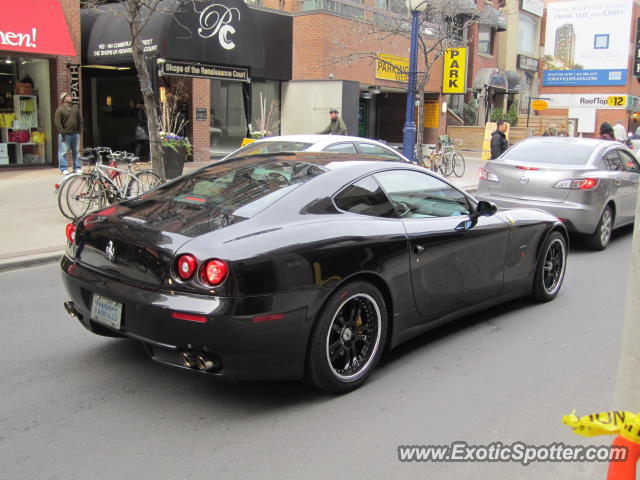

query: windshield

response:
[225,141,313,159]
[122,157,326,236]
[502,140,595,165]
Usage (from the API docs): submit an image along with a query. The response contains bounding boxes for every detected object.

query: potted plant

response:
[160,131,192,179]
[160,81,191,179]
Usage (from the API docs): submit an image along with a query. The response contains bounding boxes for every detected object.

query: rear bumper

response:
[60,255,324,381]
[476,188,599,234]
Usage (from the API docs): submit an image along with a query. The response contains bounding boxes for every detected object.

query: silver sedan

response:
[477,137,638,250]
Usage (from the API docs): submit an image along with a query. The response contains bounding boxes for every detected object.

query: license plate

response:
[90,294,123,330]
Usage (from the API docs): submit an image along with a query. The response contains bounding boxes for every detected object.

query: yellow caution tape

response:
[562,410,640,444]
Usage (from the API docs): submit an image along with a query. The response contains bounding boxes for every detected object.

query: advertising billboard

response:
[543,0,632,86]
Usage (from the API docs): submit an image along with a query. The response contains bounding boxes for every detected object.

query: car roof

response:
[221,150,404,169]
[516,136,616,148]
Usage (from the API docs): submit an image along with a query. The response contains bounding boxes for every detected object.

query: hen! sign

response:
[0,0,75,56]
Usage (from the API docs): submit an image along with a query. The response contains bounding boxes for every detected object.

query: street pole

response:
[614,185,640,409]
[402,8,421,163]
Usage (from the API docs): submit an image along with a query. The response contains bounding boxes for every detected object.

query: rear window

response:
[502,141,595,165]
[124,158,325,236]
[226,141,312,159]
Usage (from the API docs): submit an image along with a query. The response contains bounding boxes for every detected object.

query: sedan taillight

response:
[200,259,229,286]
[65,223,76,244]
[479,167,499,182]
[553,178,599,190]
[176,254,198,280]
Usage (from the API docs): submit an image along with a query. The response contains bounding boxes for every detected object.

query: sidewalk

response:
[0,153,485,272]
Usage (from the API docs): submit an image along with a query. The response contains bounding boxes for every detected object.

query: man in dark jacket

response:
[490,120,508,159]
[55,92,82,174]
[318,108,347,135]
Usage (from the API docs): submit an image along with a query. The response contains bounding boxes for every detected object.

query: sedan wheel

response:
[532,231,567,302]
[306,281,387,393]
[586,206,613,250]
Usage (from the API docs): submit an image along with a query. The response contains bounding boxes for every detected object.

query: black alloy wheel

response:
[532,231,567,302]
[306,281,387,393]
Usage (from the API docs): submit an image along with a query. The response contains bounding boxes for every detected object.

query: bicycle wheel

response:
[65,174,106,219]
[452,151,466,177]
[439,152,454,177]
[126,170,162,198]
[57,174,80,219]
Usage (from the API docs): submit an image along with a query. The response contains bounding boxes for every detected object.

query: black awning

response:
[82,0,290,78]
[479,6,507,32]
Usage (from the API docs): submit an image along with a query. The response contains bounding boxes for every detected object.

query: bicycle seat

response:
[79,155,96,165]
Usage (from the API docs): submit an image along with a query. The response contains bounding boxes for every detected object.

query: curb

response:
[0,253,63,273]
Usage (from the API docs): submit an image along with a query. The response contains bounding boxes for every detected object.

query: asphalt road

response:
[0,229,633,480]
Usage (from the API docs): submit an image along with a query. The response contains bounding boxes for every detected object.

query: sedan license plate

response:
[90,294,123,330]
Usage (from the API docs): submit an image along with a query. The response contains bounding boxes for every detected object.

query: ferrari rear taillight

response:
[554,178,599,190]
[176,254,197,280]
[479,167,499,182]
[200,259,229,286]
[65,223,76,244]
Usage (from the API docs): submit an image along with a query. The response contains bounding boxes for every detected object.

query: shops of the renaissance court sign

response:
[159,60,248,82]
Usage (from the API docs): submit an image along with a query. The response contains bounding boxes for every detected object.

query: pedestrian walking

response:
[599,122,616,141]
[490,120,508,159]
[55,92,82,174]
[318,108,347,135]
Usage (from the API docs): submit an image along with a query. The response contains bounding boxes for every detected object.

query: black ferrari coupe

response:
[61,152,568,393]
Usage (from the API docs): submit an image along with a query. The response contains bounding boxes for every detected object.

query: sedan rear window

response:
[124,158,325,236]
[502,141,595,165]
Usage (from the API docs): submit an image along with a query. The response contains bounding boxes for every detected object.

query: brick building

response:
[537,0,640,137]
[0,0,81,169]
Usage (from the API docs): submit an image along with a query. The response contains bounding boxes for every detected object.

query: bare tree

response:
[327,0,478,156]
[84,0,173,179]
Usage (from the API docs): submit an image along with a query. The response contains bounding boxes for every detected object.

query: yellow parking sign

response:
[442,48,467,94]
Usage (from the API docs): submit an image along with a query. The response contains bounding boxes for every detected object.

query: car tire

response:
[586,206,613,251]
[531,231,567,302]
[306,281,387,393]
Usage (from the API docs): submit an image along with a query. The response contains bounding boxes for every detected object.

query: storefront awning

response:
[472,68,519,93]
[479,6,507,32]
[83,0,270,72]
[0,0,76,57]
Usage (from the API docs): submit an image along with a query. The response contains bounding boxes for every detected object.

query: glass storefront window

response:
[210,79,248,158]
[250,80,280,137]
[0,57,51,167]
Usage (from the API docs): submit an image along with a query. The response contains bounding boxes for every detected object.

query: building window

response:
[250,79,280,137]
[518,14,537,55]
[478,25,493,55]
[594,34,609,50]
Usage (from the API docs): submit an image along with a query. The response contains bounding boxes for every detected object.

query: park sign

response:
[442,48,467,94]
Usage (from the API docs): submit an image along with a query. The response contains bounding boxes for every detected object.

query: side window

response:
[334,175,397,218]
[357,142,401,160]
[618,150,640,173]
[323,143,358,154]
[374,170,471,218]
[603,151,623,171]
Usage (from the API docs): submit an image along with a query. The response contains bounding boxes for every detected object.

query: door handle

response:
[413,245,425,254]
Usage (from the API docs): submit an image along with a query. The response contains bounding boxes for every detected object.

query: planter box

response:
[162,145,185,179]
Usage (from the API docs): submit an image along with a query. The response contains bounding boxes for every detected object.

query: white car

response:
[223,135,411,162]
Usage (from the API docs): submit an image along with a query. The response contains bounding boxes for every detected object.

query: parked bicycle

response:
[57,147,161,219]
[420,136,465,178]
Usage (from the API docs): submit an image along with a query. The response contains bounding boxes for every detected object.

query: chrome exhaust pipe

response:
[196,355,215,371]
[64,301,78,317]
[180,352,197,369]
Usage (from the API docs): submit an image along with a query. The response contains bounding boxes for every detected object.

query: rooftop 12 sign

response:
[542,0,632,86]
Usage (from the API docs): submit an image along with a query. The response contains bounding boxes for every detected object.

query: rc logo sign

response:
[197,3,240,51]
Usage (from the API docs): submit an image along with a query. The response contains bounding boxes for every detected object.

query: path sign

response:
[531,99,548,111]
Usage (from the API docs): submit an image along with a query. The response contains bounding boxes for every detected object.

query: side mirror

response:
[476,200,497,217]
